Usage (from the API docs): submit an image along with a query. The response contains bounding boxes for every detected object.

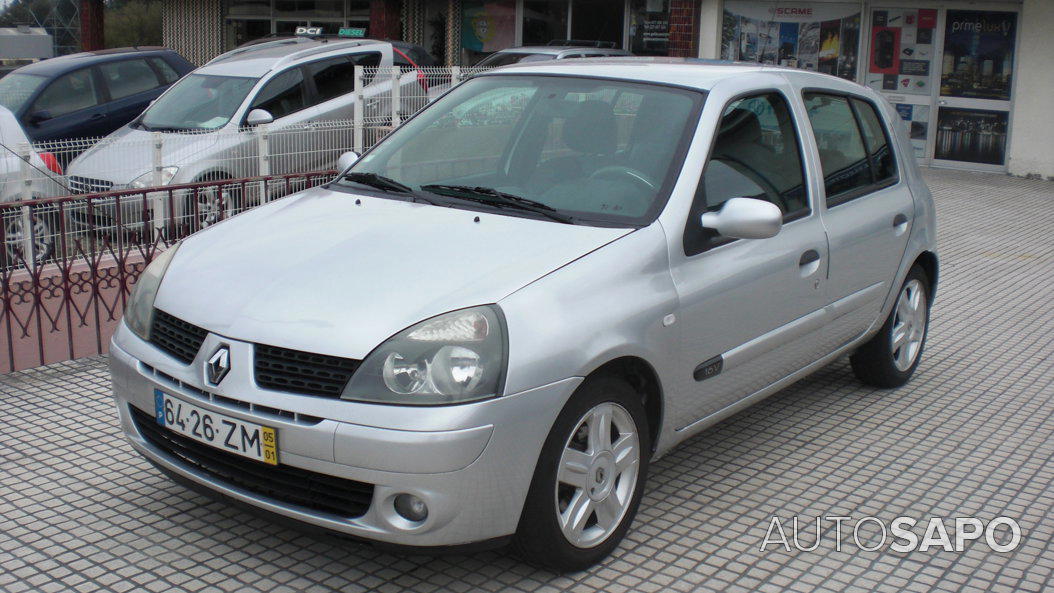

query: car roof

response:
[480,57,859,91]
[497,45,631,56]
[200,38,388,78]
[10,47,176,77]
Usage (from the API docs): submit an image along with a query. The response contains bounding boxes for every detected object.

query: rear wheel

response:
[850,265,931,387]
[514,376,649,572]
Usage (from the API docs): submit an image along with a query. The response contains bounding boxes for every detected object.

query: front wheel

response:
[850,265,931,387]
[514,376,650,572]
[183,178,241,231]
[4,212,54,267]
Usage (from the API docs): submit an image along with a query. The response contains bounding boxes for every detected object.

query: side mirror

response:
[28,110,51,125]
[337,151,359,172]
[701,197,783,240]
[245,108,274,126]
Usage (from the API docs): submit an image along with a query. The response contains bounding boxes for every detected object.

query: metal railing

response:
[0,171,333,373]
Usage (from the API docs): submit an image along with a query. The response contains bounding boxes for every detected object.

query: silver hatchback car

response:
[109,59,937,571]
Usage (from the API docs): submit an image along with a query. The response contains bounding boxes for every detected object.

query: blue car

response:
[0,47,194,146]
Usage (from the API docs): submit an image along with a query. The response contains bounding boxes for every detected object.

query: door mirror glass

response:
[701,197,782,240]
[337,151,359,172]
[245,108,273,126]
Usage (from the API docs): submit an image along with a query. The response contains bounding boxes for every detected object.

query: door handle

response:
[89,113,106,120]
[893,213,908,227]
[799,249,820,266]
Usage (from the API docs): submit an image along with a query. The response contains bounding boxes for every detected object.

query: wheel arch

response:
[913,250,939,301]
[584,356,664,454]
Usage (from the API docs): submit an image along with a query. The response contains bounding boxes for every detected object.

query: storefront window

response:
[629,0,671,56]
[571,0,624,47]
[523,0,569,46]
[227,18,273,47]
[229,0,271,17]
[461,0,517,64]
[274,0,343,19]
[721,1,861,81]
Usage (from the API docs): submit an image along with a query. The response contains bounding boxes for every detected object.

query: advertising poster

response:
[721,2,861,81]
[866,9,937,96]
[461,0,516,53]
[894,103,930,159]
[940,11,1016,100]
[934,107,1008,165]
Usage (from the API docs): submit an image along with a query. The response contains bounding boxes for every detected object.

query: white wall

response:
[697,0,723,58]
[1007,0,1054,179]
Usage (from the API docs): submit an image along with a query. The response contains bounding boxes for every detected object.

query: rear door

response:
[801,91,914,347]
[96,58,167,135]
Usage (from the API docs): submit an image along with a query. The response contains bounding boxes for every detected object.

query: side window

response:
[250,68,308,120]
[31,69,100,118]
[802,92,874,204]
[99,59,162,101]
[851,98,897,184]
[307,57,356,104]
[353,52,382,85]
[684,92,808,256]
[149,57,180,85]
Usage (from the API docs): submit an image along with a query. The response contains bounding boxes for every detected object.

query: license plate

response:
[154,389,278,465]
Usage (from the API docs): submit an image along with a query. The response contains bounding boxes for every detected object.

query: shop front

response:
[716,0,1022,171]
[457,0,697,64]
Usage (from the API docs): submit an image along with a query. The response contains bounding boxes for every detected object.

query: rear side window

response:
[31,69,100,117]
[803,92,898,205]
[250,68,307,119]
[99,59,162,100]
[307,57,356,103]
[684,92,808,255]
[851,98,897,184]
[149,57,180,85]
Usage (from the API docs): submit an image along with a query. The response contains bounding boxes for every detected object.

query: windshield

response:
[138,73,257,131]
[0,73,46,113]
[346,74,703,225]
[475,52,556,67]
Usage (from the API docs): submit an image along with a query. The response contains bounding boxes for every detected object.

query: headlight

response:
[342,305,507,405]
[129,166,179,189]
[124,243,180,340]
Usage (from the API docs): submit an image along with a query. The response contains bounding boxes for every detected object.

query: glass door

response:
[864,7,941,164]
[932,9,1017,169]
[866,4,1019,170]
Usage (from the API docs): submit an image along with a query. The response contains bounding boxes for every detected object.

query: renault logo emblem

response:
[206,346,231,385]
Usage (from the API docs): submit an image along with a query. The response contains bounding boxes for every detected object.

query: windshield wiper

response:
[339,172,437,204]
[419,184,573,224]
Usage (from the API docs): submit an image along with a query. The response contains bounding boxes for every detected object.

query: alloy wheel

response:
[554,402,640,548]
[891,278,927,371]
[5,216,52,266]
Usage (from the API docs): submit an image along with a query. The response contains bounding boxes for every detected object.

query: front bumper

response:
[109,321,580,547]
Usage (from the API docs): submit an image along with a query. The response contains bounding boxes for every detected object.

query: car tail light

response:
[416,70,429,92]
[39,152,62,175]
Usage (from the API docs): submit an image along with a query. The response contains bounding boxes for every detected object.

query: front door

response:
[668,90,829,431]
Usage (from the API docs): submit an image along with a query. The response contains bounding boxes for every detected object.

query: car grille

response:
[130,406,374,517]
[254,344,360,398]
[68,175,114,195]
[150,309,208,364]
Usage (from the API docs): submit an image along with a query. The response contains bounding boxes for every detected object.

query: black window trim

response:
[800,88,901,209]
[683,87,814,257]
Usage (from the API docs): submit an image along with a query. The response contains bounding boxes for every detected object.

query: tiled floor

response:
[1,168,1052,593]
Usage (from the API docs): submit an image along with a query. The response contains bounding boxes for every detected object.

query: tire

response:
[183,175,241,231]
[513,376,650,572]
[3,211,54,268]
[850,265,931,388]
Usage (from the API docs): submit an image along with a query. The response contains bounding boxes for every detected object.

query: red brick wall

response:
[668,0,699,57]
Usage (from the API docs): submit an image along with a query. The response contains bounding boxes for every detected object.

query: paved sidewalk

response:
[1,168,1053,593]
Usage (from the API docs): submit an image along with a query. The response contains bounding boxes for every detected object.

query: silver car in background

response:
[0,105,64,264]
[66,37,426,227]
[109,59,937,571]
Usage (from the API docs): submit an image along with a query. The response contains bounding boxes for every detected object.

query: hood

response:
[154,187,633,359]
[67,125,222,185]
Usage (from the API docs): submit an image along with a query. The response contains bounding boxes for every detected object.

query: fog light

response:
[394,493,428,522]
